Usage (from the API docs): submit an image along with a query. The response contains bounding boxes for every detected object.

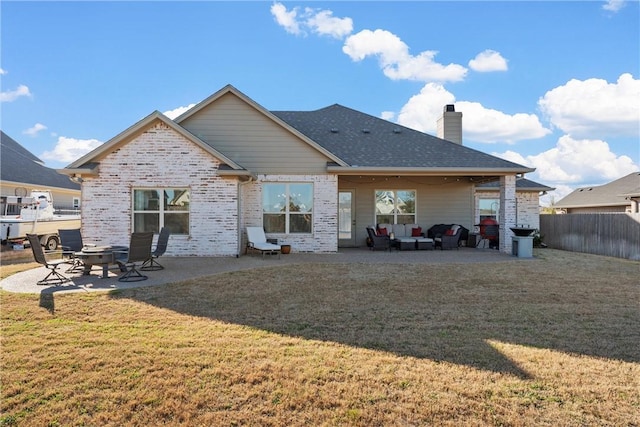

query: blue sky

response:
[2,1,638,204]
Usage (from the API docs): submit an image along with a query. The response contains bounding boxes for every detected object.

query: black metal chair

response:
[26,234,71,286]
[366,227,390,251]
[114,232,154,282]
[141,227,170,271]
[58,228,88,272]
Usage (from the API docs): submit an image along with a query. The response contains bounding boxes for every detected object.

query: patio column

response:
[499,175,516,254]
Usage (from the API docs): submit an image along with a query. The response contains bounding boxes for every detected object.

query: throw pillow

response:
[445,229,455,236]
[411,227,422,237]
[378,227,388,236]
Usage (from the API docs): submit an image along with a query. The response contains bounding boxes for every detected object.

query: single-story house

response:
[554,172,640,214]
[61,84,550,256]
[1,131,81,214]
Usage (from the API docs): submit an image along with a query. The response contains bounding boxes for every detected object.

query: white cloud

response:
[271,2,301,35]
[23,123,47,137]
[493,134,639,185]
[271,3,353,39]
[602,0,626,12]
[343,29,467,83]
[305,8,353,39]
[468,50,508,72]
[538,73,640,138]
[40,136,102,164]
[380,111,395,121]
[163,103,196,120]
[0,68,7,75]
[395,83,550,143]
[0,84,31,102]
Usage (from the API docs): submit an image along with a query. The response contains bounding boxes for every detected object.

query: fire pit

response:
[509,227,536,237]
[510,226,535,258]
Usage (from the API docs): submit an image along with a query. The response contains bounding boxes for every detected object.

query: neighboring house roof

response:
[554,172,640,208]
[273,104,533,174]
[475,177,555,192]
[1,131,80,191]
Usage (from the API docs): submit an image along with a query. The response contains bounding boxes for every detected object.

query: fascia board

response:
[326,166,536,175]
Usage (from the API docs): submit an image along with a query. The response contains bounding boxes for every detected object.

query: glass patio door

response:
[338,190,356,247]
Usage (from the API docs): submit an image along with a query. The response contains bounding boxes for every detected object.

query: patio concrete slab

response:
[1,247,522,295]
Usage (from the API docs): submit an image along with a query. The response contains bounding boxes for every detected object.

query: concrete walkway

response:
[1,247,522,294]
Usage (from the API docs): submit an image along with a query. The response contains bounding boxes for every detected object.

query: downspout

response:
[237,176,255,257]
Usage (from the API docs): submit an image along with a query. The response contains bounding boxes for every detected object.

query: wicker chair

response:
[366,227,390,251]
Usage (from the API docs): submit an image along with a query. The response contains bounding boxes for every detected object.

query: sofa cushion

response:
[392,223,407,237]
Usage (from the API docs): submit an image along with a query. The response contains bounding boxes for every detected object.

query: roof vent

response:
[330,128,339,133]
[393,128,402,134]
[362,128,371,134]
[445,104,455,112]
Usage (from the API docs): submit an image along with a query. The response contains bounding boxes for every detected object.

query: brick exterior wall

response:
[241,174,338,253]
[81,122,239,256]
[475,191,542,230]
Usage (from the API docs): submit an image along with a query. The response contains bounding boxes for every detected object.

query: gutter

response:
[326,166,536,176]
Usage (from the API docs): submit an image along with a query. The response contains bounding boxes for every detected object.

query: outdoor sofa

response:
[376,223,434,250]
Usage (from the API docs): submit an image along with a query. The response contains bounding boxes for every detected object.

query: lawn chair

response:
[26,234,71,286]
[245,227,281,258]
[114,232,154,282]
[58,228,91,272]
[141,227,170,271]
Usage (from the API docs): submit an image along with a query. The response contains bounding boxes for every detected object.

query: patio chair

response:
[141,227,170,271]
[114,232,154,282]
[58,228,91,272]
[434,225,463,250]
[366,227,390,251]
[245,227,281,258]
[26,234,71,286]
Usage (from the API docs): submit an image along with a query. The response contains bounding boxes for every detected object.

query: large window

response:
[375,190,416,224]
[263,183,313,233]
[133,189,190,234]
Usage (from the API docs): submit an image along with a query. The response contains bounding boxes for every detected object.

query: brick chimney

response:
[437,104,463,145]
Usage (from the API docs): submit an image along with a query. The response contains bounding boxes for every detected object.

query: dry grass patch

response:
[1,249,638,425]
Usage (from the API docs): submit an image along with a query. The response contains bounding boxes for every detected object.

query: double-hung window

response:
[375,190,416,224]
[133,188,190,234]
[263,183,313,233]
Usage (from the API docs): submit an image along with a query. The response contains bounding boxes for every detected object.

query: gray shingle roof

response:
[476,177,555,192]
[554,172,640,208]
[272,104,529,170]
[1,131,80,191]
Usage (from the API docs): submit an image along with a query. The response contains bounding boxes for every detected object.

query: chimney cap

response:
[445,104,455,112]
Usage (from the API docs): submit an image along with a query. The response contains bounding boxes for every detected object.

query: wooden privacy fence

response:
[540,213,640,260]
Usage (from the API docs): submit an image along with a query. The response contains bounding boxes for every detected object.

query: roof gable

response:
[176,85,346,167]
[272,105,532,172]
[65,111,246,173]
